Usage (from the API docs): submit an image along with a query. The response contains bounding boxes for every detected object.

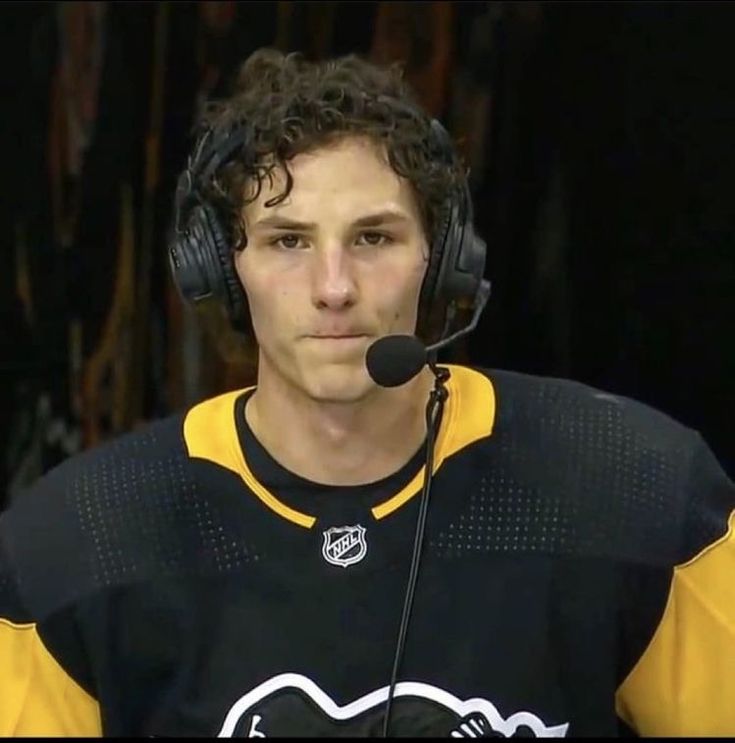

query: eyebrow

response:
[252,209,412,231]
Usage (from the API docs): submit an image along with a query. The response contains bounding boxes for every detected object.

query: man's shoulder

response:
[454,365,723,565]
[0,396,245,622]
[14,410,190,504]
[0,537,30,624]
[471,365,695,451]
[8,384,249,511]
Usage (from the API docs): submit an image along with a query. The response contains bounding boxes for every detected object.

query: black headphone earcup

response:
[417,192,487,344]
[417,117,487,343]
[197,204,249,332]
[417,205,453,343]
[169,203,249,332]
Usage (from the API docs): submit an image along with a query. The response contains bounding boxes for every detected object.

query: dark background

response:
[1,1,733,508]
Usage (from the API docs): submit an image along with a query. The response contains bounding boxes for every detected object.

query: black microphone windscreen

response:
[365,335,427,388]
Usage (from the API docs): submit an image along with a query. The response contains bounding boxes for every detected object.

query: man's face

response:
[234,135,429,403]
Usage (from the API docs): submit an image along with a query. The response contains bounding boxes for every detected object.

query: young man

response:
[1,49,734,738]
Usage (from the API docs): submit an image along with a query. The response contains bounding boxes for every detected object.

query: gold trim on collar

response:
[183,365,495,529]
[371,365,495,519]
[184,389,316,529]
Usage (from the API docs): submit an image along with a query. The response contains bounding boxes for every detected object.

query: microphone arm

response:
[425,279,492,358]
[364,279,491,389]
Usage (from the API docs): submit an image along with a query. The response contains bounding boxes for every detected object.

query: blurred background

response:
[1,0,733,509]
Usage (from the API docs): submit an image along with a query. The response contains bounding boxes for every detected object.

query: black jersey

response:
[1,365,734,737]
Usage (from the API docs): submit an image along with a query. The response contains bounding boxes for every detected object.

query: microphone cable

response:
[381,361,451,737]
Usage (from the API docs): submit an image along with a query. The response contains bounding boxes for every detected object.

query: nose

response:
[310,245,358,311]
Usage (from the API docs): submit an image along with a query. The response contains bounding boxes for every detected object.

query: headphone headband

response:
[174,123,254,233]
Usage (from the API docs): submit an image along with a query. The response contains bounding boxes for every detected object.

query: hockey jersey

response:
[1,364,734,737]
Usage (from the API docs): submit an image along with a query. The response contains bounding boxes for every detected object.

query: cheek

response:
[379,260,426,321]
[251,283,285,324]
[236,258,276,329]
[247,276,301,340]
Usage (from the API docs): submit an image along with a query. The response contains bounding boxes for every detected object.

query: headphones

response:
[168,105,489,343]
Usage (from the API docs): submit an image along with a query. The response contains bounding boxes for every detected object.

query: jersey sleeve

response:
[0,410,196,737]
[0,517,102,736]
[616,433,735,735]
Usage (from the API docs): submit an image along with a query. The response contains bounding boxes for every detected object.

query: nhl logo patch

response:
[321,525,367,568]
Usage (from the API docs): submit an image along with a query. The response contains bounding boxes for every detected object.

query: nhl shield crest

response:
[322,525,367,568]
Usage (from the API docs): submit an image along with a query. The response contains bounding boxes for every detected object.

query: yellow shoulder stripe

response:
[0,618,102,736]
[183,388,316,528]
[371,365,495,519]
[616,508,735,735]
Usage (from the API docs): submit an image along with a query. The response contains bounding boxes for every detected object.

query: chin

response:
[301,363,377,404]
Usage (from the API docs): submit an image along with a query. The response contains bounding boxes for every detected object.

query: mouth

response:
[305,334,372,349]
[313,335,367,339]
[307,333,370,340]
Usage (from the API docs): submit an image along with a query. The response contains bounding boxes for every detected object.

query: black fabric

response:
[235,388,429,517]
[1,365,733,736]
[434,369,698,566]
[0,538,31,625]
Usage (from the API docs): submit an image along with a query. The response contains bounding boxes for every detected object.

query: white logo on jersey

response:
[246,714,265,738]
[321,525,367,567]
[217,673,570,738]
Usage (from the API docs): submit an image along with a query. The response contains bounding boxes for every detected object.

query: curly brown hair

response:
[195,47,467,253]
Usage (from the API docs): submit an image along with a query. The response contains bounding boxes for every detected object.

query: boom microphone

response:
[365,335,426,388]
[365,280,491,387]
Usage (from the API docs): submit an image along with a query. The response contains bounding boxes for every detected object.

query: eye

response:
[271,234,303,250]
[357,231,393,247]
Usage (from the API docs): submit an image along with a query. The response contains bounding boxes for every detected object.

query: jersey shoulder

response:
[0,393,253,621]
[463,366,732,565]
[481,366,694,447]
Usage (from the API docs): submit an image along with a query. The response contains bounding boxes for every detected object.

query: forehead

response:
[243,136,423,225]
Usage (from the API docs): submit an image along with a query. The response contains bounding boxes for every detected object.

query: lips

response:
[307,332,369,339]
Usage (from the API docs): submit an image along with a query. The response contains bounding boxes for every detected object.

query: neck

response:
[245,365,436,486]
